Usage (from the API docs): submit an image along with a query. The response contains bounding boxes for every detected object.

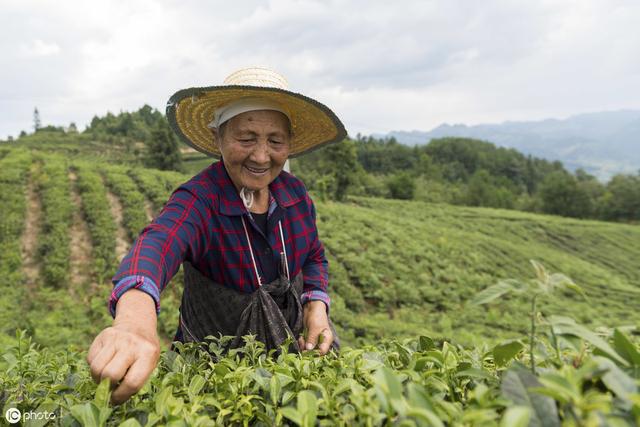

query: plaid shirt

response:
[109,161,330,318]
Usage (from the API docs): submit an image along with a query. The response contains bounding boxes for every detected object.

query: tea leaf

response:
[493,340,524,367]
[501,365,560,427]
[593,356,637,400]
[471,280,521,305]
[499,406,531,427]
[94,378,112,408]
[188,375,206,400]
[612,329,640,367]
[550,316,628,366]
[296,391,317,427]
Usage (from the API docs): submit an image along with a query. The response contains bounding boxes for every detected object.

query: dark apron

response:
[177,217,340,354]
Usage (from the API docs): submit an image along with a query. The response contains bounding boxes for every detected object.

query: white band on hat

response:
[207,98,289,129]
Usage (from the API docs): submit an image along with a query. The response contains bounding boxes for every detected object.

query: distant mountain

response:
[379,110,640,180]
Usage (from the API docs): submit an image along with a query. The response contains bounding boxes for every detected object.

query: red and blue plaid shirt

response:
[109,161,330,318]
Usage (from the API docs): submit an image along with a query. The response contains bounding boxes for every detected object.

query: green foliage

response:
[74,163,118,281]
[0,150,32,344]
[600,173,640,221]
[473,260,585,373]
[86,104,164,142]
[129,167,185,213]
[538,171,593,218]
[0,144,639,424]
[33,156,73,288]
[13,104,640,223]
[289,135,640,223]
[102,165,150,240]
[145,119,183,171]
[295,139,361,201]
[386,172,416,200]
[1,328,638,425]
[465,169,516,209]
[318,196,640,345]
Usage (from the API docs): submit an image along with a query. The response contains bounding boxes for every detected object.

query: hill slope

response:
[0,146,638,351]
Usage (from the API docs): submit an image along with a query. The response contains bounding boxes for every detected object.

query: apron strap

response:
[241,216,263,287]
[241,215,290,287]
[278,221,290,281]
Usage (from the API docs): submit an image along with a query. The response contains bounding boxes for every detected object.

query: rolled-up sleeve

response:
[109,186,211,317]
[299,195,330,312]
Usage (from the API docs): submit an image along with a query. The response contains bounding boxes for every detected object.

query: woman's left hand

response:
[299,301,333,355]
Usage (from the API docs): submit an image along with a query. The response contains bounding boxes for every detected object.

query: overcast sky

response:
[1,0,639,139]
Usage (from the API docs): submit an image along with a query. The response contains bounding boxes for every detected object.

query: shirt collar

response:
[210,161,303,216]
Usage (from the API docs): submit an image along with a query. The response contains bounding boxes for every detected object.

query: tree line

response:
[291,136,640,223]
[6,107,638,222]
[11,105,182,171]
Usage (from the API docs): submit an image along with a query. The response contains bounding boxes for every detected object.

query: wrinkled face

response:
[216,110,291,192]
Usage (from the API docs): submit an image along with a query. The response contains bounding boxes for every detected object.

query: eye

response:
[269,139,283,145]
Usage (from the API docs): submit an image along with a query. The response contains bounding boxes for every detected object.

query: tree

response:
[465,169,515,209]
[145,120,182,171]
[387,172,415,200]
[323,139,359,201]
[33,107,41,132]
[538,171,592,218]
[599,174,640,221]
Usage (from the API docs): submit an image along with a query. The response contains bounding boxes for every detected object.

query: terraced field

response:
[1,148,639,350]
[1,146,639,425]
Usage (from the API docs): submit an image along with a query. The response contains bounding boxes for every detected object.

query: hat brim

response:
[166,85,347,158]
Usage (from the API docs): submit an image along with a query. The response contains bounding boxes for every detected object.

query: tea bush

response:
[1,325,638,426]
[102,165,149,240]
[33,155,73,288]
[73,163,118,282]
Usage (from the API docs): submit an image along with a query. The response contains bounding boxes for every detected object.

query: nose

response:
[250,140,270,164]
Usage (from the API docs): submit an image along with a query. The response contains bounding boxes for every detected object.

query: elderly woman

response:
[87,68,346,404]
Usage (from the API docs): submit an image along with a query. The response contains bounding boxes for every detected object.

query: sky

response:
[1,0,640,139]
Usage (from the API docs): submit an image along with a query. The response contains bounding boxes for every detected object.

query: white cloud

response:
[20,39,61,57]
[1,0,639,138]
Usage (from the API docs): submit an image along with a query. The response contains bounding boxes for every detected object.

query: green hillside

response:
[324,197,640,345]
[1,146,638,350]
[1,144,639,425]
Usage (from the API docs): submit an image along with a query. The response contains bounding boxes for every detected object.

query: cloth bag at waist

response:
[179,261,305,352]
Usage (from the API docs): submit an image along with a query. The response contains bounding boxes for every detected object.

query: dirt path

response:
[105,190,130,261]
[21,167,42,293]
[143,199,155,222]
[68,171,95,297]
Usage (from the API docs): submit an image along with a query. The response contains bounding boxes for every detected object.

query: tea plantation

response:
[0,146,638,425]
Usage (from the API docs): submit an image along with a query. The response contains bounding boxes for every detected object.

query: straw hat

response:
[166,67,347,158]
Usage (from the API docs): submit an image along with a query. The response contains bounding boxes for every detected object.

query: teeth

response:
[246,166,268,173]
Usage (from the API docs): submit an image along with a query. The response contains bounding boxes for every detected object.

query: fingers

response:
[301,304,334,355]
[111,354,155,405]
[99,348,136,388]
[87,333,105,365]
[86,326,160,406]
[318,328,333,355]
[301,327,333,355]
[304,327,320,351]
[88,343,117,383]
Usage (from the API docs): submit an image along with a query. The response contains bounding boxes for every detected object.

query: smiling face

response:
[216,109,292,193]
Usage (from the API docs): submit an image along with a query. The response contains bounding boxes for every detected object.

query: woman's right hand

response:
[87,289,160,405]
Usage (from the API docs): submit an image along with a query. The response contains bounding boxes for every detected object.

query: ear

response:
[210,127,221,149]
